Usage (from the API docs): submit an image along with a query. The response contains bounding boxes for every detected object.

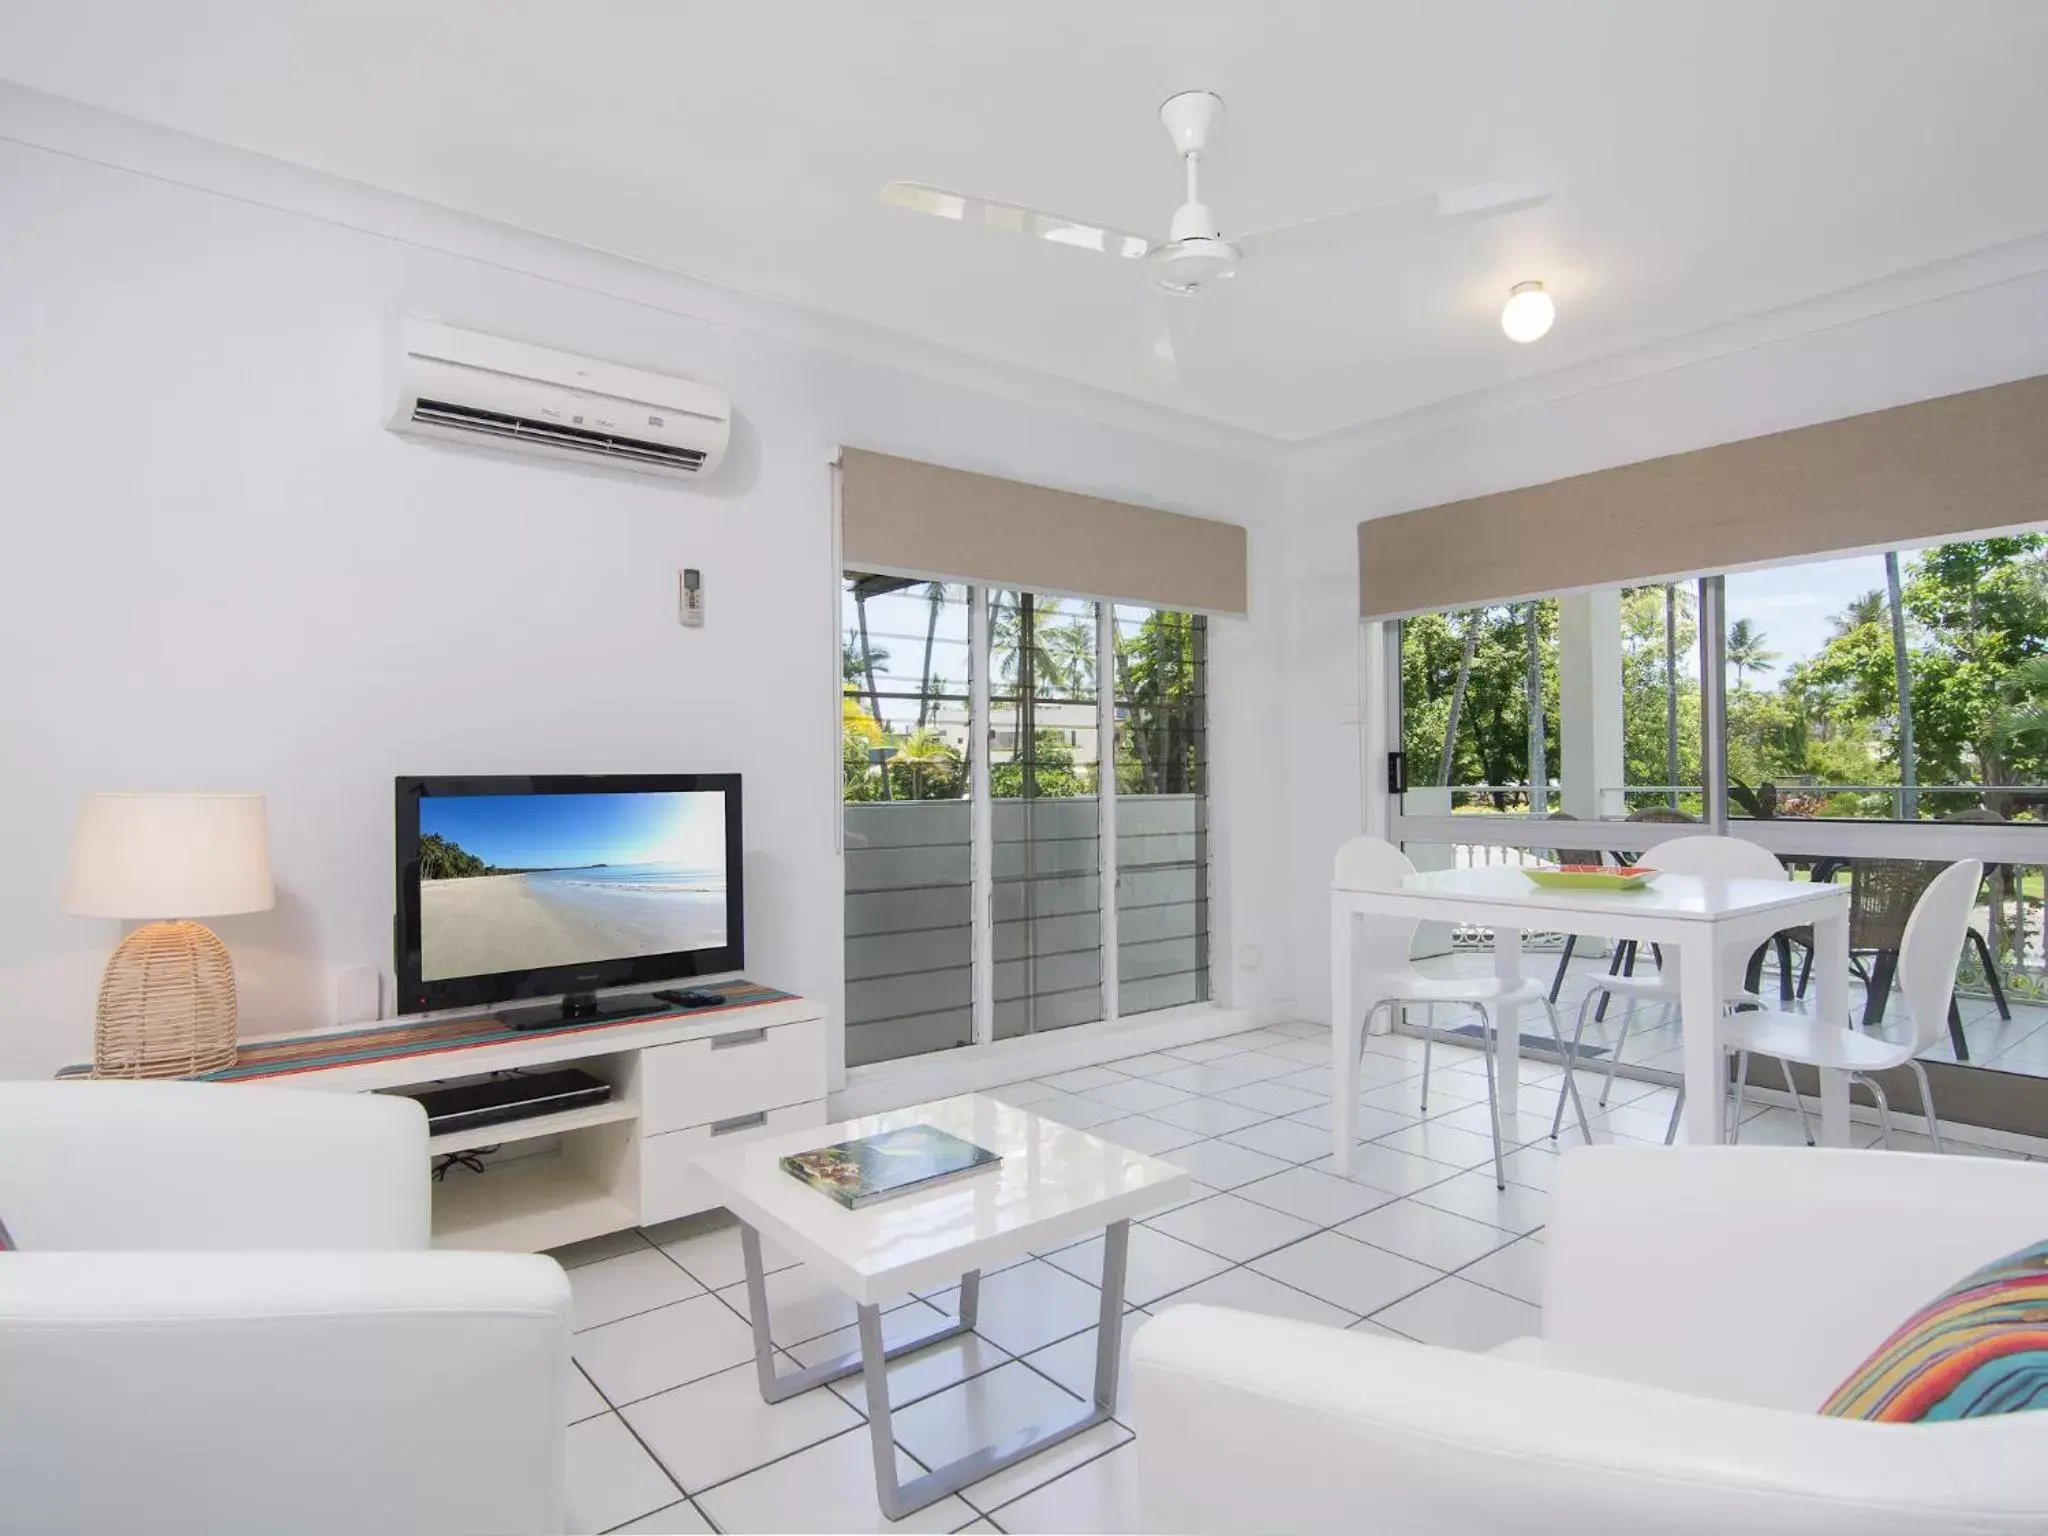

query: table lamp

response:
[63,792,275,1078]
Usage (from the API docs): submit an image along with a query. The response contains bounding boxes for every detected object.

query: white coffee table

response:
[690,1092,1189,1519]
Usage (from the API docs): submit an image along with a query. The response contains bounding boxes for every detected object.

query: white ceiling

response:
[6,0,2048,441]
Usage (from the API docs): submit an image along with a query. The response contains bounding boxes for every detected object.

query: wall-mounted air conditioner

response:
[386,318,730,480]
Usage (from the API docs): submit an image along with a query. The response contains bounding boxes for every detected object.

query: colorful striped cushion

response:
[1821,1239,2048,1421]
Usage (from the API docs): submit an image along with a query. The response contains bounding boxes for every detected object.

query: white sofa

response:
[1134,1145,2048,1534]
[0,1080,572,1536]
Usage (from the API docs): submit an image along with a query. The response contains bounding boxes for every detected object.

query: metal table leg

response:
[858,1218,1131,1520]
[741,1222,982,1404]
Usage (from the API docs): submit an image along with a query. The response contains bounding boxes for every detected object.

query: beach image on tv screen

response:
[417,791,728,981]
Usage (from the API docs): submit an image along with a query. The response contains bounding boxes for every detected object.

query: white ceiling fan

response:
[883,90,1554,381]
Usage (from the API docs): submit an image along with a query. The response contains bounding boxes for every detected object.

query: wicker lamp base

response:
[92,919,240,1079]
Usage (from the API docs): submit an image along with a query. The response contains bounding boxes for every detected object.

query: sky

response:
[421,791,726,870]
[1723,551,1894,676]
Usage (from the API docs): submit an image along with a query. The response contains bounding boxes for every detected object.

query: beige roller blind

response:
[1358,372,2048,620]
[840,447,1249,614]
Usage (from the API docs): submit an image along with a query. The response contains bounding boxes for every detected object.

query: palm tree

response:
[1832,589,1887,637]
[1726,618,1779,688]
[1885,552,1917,818]
[914,582,945,730]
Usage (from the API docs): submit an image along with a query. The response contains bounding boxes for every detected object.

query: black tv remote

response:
[652,988,723,1009]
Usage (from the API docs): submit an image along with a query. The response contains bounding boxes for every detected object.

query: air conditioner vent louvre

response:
[411,399,709,472]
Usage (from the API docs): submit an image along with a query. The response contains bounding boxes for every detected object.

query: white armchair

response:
[1134,1145,2048,1535]
[0,1081,572,1536]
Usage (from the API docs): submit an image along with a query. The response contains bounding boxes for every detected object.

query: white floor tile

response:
[1087,1113,1204,1156]
[1268,1064,1339,1095]
[1148,1265,1356,1328]
[607,1499,714,1533]
[1282,1101,1415,1140]
[1224,1027,1311,1050]
[718,1265,934,1347]
[1247,1230,1441,1315]
[1255,1037,1337,1065]
[1371,1274,1541,1351]
[1145,1062,1263,1095]
[1351,1051,1428,1085]
[1358,1076,1485,1116]
[1217,1048,1319,1081]
[1217,1117,1332,1163]
[1158,1136,1293,1190]
[1027,1093,1127,1131]
[654,1215,799,1292]
[1015,1326,1142,1417]
[959,1418,1132,1514]
[1161,1040,1245,1063]
[1457,1233,1546,1304]
[1211,1079,1327,1116]
[1040,1065,1129,1094]
[570,1247,707,1332]
[1043,1225,1233,1306]
[622,1360,861,1494]
[565,1414,681,1535]
[549,1228,654,1270]
[1347,1316,1415,1342]
[1406,1171,1550,1235]
[985,1080,1061,1108]
[1146,1096,1273,1137]
[1338,1201,1515,1272]
[1430,1099,1571,1147]
[575,1292,762,1407]
[1371,1119,1503,1170]
[989,1441,1145,1534]
[1493,1146,1561,1192]
[568,1362,610,1424]
[1078,1076,1194,1114]
[1099,1051,1188,1078]
[1143,1191,1318,1263]
[1305,1143,1466,1196]
[890,1361,1085,1474]
[1270,1019,1332,1040]
[927,1259,1108,1356]
[694,1425,975,1534]
[1231,1165,1398,1226]
[955,1524,1000,1534]
[797,1325,1011,1413]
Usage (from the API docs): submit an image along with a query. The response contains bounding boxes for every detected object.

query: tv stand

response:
[501,991,665,1032]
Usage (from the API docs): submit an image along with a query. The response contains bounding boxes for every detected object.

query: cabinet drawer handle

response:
[710,1027,769,1050]
[709,1111,769,1136]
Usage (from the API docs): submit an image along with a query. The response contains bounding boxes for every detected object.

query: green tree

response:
[992,728,1091,798]
[1399,602,1559,807]
[1113,609,1203,794]
[418,833,491,879]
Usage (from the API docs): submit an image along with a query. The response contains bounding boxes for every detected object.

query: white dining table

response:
[1329,865,1853,1168]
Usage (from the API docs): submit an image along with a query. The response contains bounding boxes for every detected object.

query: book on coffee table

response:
[780,1123,1001,1210]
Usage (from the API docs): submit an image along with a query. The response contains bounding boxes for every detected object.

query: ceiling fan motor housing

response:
[1150,234,1240,294]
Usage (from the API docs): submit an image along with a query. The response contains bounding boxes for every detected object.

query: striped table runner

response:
[57,980,793,1083]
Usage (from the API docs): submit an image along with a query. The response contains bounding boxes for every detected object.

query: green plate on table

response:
[1522,864,1659,891]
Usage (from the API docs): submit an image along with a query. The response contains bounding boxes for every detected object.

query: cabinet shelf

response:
[428,1098,638,1156]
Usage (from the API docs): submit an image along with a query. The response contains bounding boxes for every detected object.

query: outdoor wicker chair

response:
[1847,854,2006,1061]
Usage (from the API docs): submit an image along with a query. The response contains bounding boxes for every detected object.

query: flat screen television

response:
[394,774,743,1019]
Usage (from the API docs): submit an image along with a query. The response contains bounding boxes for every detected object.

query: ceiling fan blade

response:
[1237,176,1555,266]
[882,181,1155,260]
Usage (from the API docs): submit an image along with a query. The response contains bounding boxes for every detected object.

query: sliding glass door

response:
[843,574,1211,1067]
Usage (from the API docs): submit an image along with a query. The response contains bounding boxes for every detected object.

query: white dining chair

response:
[1548,833,1788,1140]
[1720,857,1980,1153]
[1335,836,1590,1189]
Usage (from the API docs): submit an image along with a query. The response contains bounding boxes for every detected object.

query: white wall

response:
[0,98,1293,1078]
[1284,264,2048,1025]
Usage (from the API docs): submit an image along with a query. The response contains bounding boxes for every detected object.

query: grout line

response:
[602,1408,690,1527]
[979,1433,1135,1525]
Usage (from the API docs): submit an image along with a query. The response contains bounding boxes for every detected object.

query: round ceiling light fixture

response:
[1501,280,1555,343]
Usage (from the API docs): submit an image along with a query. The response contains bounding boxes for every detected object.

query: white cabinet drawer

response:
[639,1099,827,1225]
[640,1015,826,1135]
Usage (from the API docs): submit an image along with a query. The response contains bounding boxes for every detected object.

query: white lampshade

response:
[64,792,275,919]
